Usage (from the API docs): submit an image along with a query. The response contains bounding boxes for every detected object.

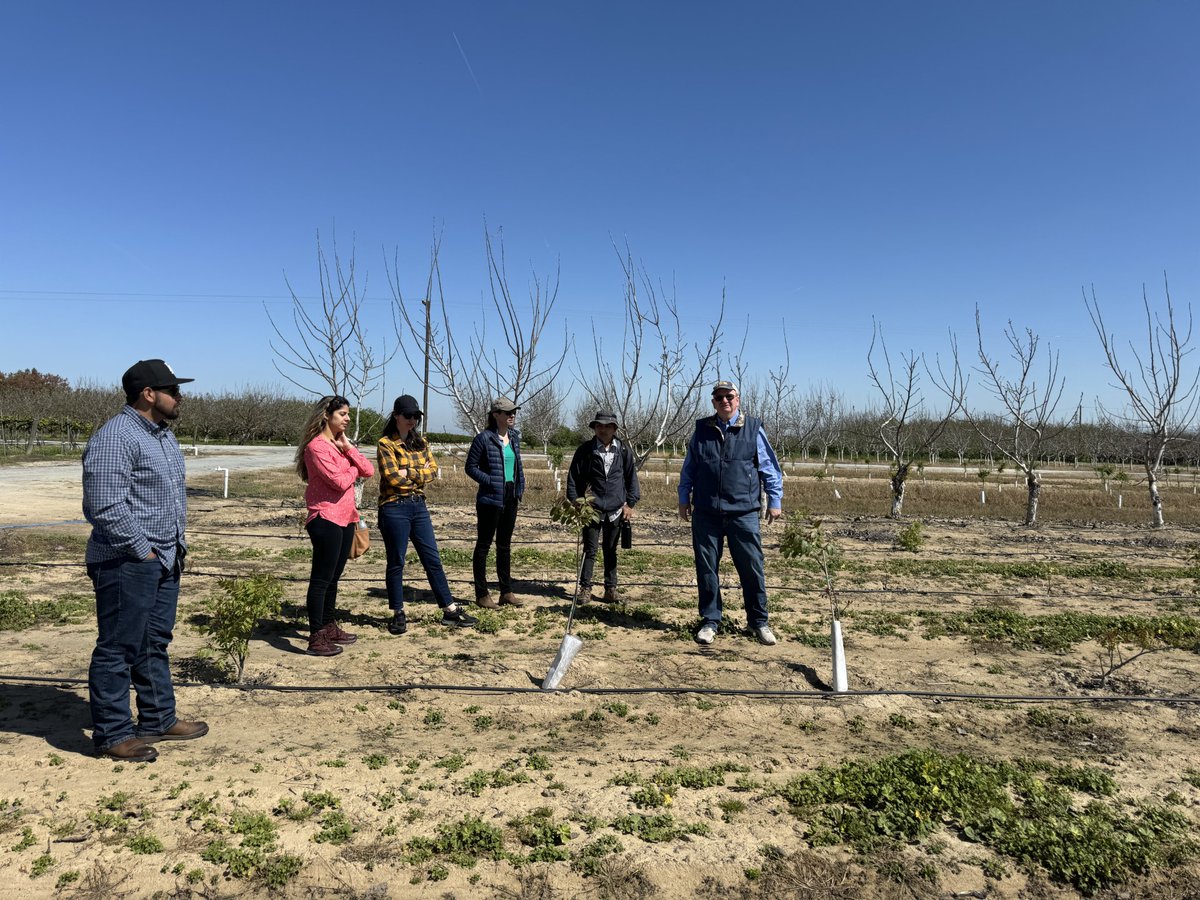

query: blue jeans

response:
[87,556,180,752]
[691,509,769,630]
[379,498,453,610]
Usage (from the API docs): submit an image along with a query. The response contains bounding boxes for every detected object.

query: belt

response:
[383,494,426,505]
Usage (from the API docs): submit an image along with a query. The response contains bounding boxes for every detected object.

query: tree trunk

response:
[1147,465,1165,528]
[889,463,908,518]
[1024,470,1041,525]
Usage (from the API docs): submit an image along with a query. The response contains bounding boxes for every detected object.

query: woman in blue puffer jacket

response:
[465,396,526,609]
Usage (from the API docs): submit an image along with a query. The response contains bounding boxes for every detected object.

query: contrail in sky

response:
[452,32,484,98]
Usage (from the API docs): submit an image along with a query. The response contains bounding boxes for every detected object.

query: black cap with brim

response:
[122,359,194,396]
[393,394,423,416]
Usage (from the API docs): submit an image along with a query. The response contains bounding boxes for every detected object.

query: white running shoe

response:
[756,625,778,646]
[696,624,717,645]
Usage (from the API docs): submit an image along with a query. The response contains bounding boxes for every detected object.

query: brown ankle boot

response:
[603,587,618,604]
[499,592,523,607]
[475,593,500,609]
[306,631,343,657]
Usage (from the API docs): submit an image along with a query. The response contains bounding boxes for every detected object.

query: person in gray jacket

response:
[566,410,640,603]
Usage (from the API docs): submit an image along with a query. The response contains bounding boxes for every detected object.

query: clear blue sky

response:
[2,1,1198,431]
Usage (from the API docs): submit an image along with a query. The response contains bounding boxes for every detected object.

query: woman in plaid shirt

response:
[377,394,477,635]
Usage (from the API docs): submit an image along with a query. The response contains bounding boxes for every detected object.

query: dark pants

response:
[379,497,453,610]
[580,514,621,590]
[473,487,518,597]
[87,556,180,752]
[692,509,769,630]
[306,516,355,633]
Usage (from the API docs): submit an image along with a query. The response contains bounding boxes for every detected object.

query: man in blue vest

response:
[678,381,784,646]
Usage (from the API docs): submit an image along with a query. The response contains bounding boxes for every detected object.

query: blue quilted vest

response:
[690,414,762,515]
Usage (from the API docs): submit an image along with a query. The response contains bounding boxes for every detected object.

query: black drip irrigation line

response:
[0,561,1181,605]
[2,673,1198,704]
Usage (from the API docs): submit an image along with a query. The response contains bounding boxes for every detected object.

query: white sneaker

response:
[696,624,717,645]
[755,625,777,646]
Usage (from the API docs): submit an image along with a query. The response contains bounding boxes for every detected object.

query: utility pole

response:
[422,295,432,429]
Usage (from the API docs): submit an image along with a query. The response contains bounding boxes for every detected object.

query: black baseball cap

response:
[122,359,195,396]
[393,394,423,416]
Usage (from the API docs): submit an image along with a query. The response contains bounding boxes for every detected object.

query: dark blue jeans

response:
[87,556,180,752]
[691,509,769,630]
[380,498,453,610]
[580,514,621,589]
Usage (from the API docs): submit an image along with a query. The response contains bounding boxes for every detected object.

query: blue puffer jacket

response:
[465,426,526,507]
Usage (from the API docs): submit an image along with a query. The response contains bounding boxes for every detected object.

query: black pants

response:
[580,514,621,590]
[473,487,518,597]
[306,516,355,633]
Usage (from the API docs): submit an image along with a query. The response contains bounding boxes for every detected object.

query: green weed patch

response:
[776,748,1195,894]
[0,590,92,631]
[918,609,1200,652]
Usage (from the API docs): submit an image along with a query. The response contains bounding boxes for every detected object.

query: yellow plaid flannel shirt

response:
[377,436,439,506]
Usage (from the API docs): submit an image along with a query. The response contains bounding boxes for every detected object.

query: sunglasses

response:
[400,412,422,421]
[713,394,737,403]
[155,385,181,398]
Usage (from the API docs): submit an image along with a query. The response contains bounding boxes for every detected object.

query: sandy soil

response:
[1,458,1199,899]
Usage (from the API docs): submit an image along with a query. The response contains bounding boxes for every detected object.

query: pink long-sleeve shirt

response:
[304,437,375,526]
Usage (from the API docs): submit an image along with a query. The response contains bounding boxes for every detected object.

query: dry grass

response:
[187,457,1200,526]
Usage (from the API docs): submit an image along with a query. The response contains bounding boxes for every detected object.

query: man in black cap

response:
[566,409,640,603]
[82,359,208,762]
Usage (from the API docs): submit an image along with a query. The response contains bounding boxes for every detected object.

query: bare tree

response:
[726,318,797,452]
[940,311,1074,525]
[1085,277,1200,527]
[520,376,569,452]
[806,384,847,465]
[867,321,963,517]
[575,242,724,466]
[266,230,394,441]
[388,225,568,434]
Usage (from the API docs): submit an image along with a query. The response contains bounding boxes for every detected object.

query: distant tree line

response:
[0,371,389,449]
[6,367,1199,472]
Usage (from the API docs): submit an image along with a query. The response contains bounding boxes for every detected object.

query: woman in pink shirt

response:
[294,395,375,657]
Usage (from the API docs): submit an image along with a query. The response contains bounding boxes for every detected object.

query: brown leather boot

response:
[476,593,500,609]
[603,587,619,604]
[137,720,209,743]
[499,592,523,608]
[99,737,158,762]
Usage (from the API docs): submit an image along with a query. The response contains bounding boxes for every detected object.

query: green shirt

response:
[503,440,516,483]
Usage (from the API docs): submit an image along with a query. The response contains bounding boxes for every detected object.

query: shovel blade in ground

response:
[541,634,584,690]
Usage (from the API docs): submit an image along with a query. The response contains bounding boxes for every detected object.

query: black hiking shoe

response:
[441,604,478,628]
[388,611,408,635]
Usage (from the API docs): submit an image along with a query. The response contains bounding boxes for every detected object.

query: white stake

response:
[214,467,229,498]
[830,620,848,692]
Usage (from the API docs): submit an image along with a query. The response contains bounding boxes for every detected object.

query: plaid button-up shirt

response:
[377,436,439,506]
[82,405,188,570]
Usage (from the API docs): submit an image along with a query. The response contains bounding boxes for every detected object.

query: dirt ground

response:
[1,459,1199,899]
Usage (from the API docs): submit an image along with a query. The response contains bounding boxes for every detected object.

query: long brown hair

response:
[294,395,349,482]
